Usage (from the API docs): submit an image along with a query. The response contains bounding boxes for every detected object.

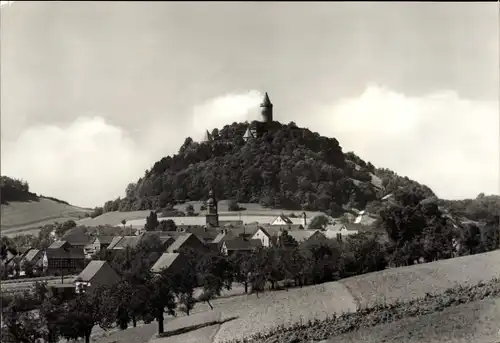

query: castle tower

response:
[260,92,273,123]
[205,189,219,228]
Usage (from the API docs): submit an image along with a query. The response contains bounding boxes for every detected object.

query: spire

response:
[260,92,273,108]
[202,130,212,143]
[243,126,254,141]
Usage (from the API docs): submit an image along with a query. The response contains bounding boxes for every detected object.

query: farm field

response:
[1,198,90,235]
[76,202,326,228]
[325,296,500,343]
[340,249,500,308]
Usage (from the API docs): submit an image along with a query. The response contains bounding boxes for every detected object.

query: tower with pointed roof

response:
[205,189,219,228]
[201,130,212,143]
[260,92,273,123]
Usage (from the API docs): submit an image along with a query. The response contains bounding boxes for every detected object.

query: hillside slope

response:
[1,176,90,235]
[103,121,435,217]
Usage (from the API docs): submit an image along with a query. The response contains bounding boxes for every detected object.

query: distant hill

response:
[1,176,91,236]
[102,121,437,217]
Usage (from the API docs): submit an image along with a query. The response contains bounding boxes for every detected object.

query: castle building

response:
[201,92,274,143]
[205,189,219,228]
[243,92,273,142]
[260,92,273,123]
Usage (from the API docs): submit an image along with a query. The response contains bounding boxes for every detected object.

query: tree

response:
[157,219,177,231]
[185,204,195,215]
[2,293,44,343]
[196,253,233,309]
[482,216,500,252]
[227,200,240,211]
[54,220,77,238]
[343,232,387,276]
[309,215,329,231]
[144,211,159,231]
[121,219,127,228]
[278,230,298,248]
[459,223,483,256]
[144,270,177,335]
[229,251,253,293]
[58,285,115,343]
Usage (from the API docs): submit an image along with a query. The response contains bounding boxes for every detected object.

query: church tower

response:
[205,189,219,228]
[260,92,273,123]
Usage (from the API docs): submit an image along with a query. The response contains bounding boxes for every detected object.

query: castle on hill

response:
[202,92,274,143]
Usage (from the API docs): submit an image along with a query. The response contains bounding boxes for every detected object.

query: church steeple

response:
[260,92,273,123]
[205,189,219,227]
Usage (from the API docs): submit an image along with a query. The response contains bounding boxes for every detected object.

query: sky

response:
[1,2,499,208]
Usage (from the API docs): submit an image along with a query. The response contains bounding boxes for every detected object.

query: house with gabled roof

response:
[107,235,142,251]
[61,232,94,250]
[286,230,326,245]
[324,223,359,241]
[74,260,120,294]
[83,235,115,258]
[43,247,85,275]
[166,233,206,253]
[270,214,293,226]
[221,238,262,256]
[48,240,72,250]
[20,249,44,274]
[150,253,187,275]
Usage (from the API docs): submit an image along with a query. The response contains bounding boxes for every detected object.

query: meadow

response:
[83,250,500,343]
[1,197,90,235]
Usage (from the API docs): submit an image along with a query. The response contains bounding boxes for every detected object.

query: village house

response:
[220,237,262,256]
[166,233,206,253]
[48,240,72,250]
[286,230,326,245]
[179,225,220,243]
[107,235,142,251]
[150,252,187,275]
[251,225,308,247]
[270,212,308,227]
[20,248,45,275]
[324,223,359,241]
[270,214,293,226]
[83,235,115,258]
[43,247,85,275]
[62,232,95,250]
[74,260,120,294]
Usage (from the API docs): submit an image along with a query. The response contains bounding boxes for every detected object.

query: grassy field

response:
[76,202,326,228]
[1,198,90,236]
[340,250,500,308]
[326,296,500,343]
[88,250,500,343]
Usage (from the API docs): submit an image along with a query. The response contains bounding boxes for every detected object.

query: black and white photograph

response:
[0,2,499,343]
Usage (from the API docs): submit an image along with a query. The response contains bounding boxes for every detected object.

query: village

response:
[1,190,360,297]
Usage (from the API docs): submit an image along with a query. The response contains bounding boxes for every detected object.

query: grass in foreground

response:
[326,296,500,343]
[222,278,500,343]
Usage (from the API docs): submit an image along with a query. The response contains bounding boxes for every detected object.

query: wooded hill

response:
[103,121,438,216]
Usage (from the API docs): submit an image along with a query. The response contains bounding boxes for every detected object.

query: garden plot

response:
[340,250,500,307]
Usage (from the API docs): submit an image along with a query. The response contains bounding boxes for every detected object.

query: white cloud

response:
[1,116,150,208]
[0,92,263,208]
[1,86,497,207]
[191,90,263,139]
[307,84,499,200]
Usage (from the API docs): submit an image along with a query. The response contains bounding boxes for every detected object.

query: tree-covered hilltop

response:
[1,175,70,205]
[438,193,500,223]
[103,121,435,216]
